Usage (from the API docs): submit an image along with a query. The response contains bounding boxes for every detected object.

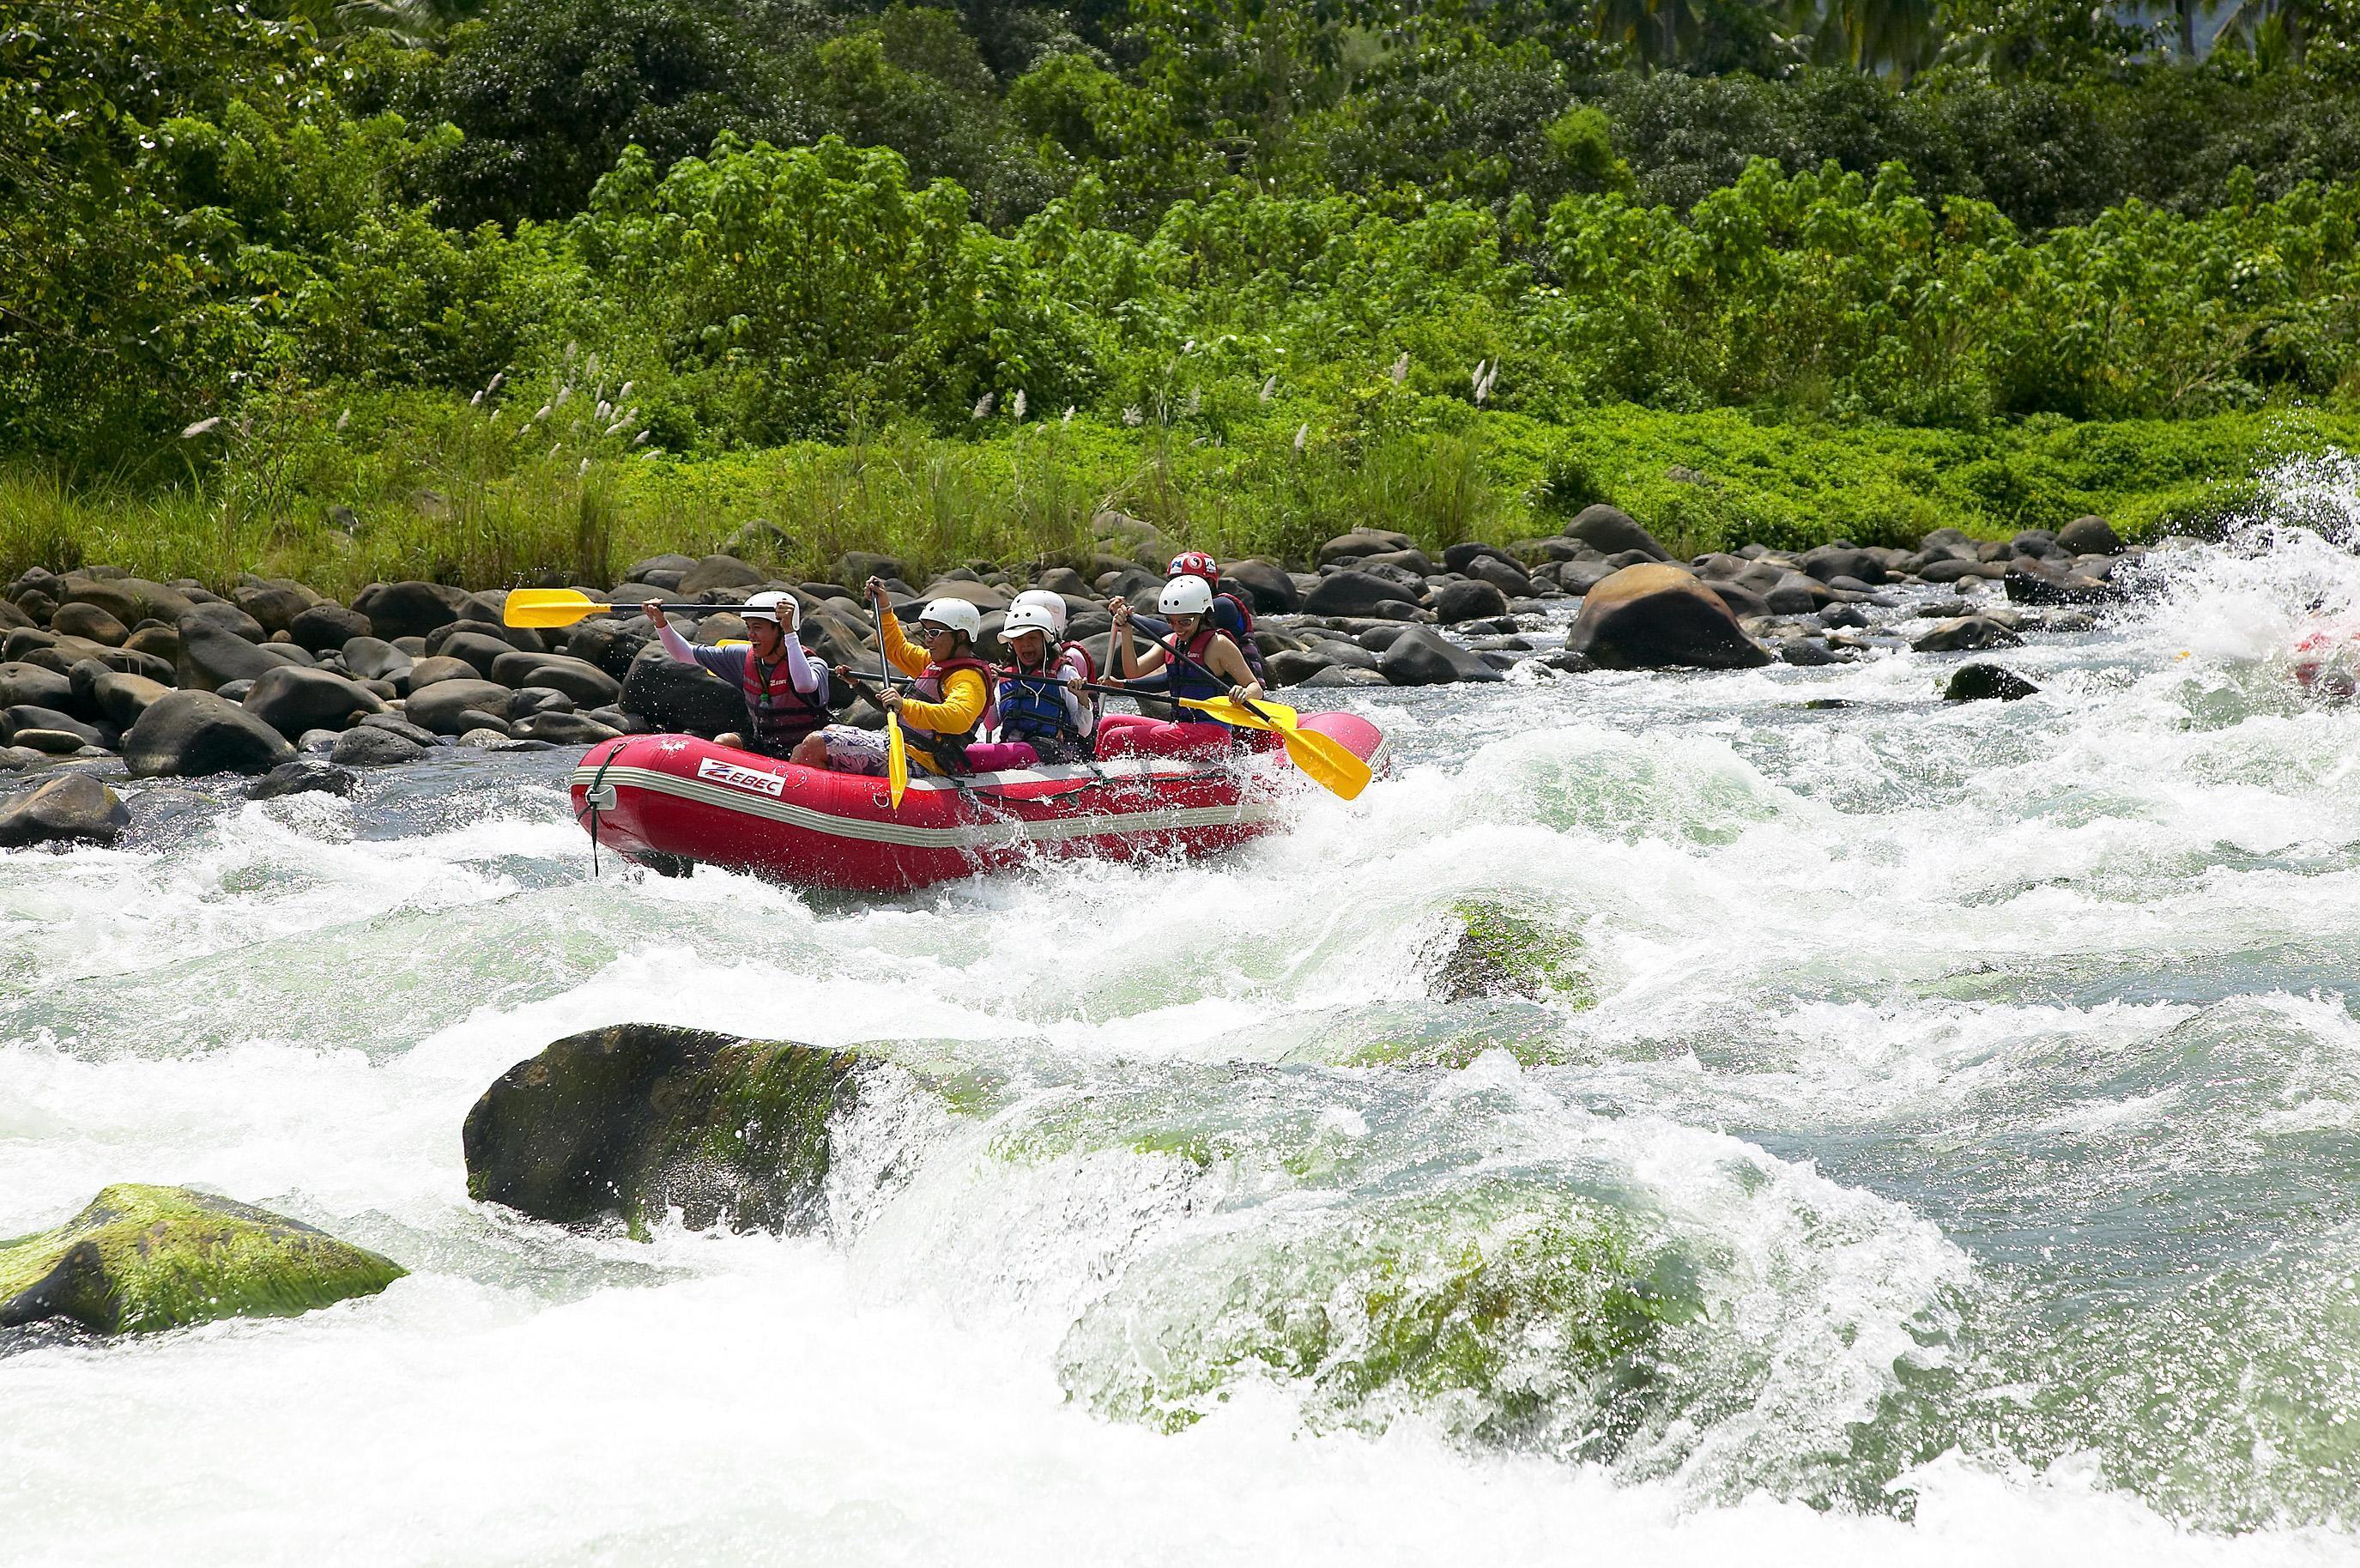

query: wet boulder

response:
[1378,627,1506,686]
[355,580,469,642]
[513,711,623,745]
[1562,505,1671,561]
[241,665,386,740]
[1431,579,1510,625]
[124,691,298,778]
[0,1183,403,1335]
[463,1023,878,1236]
[249,760,357,799]
[619,651,744,736]
[403,678,515,735]
[1912,616,2023,654]
[1945,663,2041,702]
[0,773,130,848]
[1563,564,1772,670]
[330,726,430,766]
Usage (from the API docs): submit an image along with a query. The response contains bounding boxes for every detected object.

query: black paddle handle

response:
[1134,625,1275,725]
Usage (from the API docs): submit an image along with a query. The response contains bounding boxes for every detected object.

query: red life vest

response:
[740,651,826,757]
[902,656,996,772]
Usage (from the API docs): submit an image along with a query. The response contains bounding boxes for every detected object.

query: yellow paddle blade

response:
[1179,696,1370,801]
[885,713,909,810]
[1276,725,1372,801]
[504,589,613,628]
[1178,696,1300,730]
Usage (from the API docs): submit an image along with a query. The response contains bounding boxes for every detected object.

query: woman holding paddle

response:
[1097,576,1274,761]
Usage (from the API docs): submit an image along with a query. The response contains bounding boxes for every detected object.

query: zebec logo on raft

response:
[696,757,788,798]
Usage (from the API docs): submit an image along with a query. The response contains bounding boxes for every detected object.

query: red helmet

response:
[1168,551,1219,584]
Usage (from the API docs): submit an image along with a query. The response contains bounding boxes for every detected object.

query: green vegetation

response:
[0,1184,405,1335]
[7,0,2360,585]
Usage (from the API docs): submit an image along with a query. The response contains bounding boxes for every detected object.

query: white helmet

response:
[1159,574,1214,617]
[917,597,982,640]
[1011,588,1068,636]
[1001,602,1059,645]
[741,590,798,630]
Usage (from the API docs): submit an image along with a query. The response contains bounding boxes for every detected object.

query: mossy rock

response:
[0,1184,404,1335]
[1425,899,1595,1006]
[463,1022,874,1237]
[1058,1184,1692,1450]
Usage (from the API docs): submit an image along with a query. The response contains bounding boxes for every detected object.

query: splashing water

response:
[9,469,2360,1565]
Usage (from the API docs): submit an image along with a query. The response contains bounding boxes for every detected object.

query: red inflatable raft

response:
[566,712,1388,893]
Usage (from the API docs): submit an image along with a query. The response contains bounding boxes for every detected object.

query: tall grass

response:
[7,400,2357,596]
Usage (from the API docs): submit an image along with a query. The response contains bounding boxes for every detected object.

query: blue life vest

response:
[1163,626,1230,722]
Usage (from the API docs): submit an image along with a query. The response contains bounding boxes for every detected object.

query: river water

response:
[8,475,2360,1565]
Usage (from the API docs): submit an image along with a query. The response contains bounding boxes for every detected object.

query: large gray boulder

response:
[123,691,297,778]
[1562,505,1672,561]
[287,602,372,653]
[463,1023,874,1235]
[340,636,415,684]
[1913,616,2024,654]
[55,576,197,630]
[5,704,112,749]
[50,601,129,645]
[176,616,306,692]
[488,651,622,707]
[425,630,515,679]
[1563,564,1772,670]
[241,665,386,740]
[1430,579,1510,624]
[1378,627,1506,685]
[2056,515,2122,555]
[231,580,319,634]
[1224,559,1300,614]
[0,661,71,711]
[403,678,515,735]
[677,554,768,596]
[1303,571,1422,618]
[330,726,430,766]
[354,580,469,641]
[619,651,744,736]
[0,773,130,847]
[70,660,170,729]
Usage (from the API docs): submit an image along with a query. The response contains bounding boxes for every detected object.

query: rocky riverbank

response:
[0,505,2141,846]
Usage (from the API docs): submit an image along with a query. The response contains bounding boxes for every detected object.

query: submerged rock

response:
[0,1184,403,1335]
[1426,899,1595,1005]
[463,1023,875,1236]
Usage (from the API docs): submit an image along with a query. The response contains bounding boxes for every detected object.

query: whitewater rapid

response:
[9,486,2360,1565]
